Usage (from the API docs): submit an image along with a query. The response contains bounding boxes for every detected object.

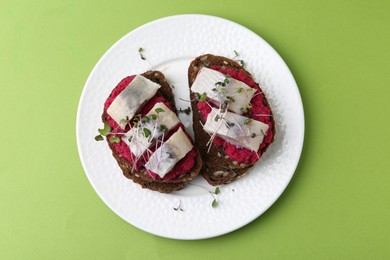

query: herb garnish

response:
[188,184,222,208]
[95,135,104,141]
[98,123,111,136]
[138,47,145,60]
[232,50,245,67]
[225,121,235,129]
[109,135,120,144]
[159,124,168,132]
[233,50,239,59]
[143,128,151,138]
[177,106,191,115]
[195,92,207,102]
[173,200,184,211]
[155,108,165,114]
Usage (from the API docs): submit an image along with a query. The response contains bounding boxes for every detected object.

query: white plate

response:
[76,14,304,240]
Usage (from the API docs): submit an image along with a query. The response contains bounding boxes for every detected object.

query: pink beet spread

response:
[197,66,274,164]
[104,76,197,181]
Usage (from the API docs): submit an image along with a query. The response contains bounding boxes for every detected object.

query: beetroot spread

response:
[104,76,196,181]
[197,66,274,164]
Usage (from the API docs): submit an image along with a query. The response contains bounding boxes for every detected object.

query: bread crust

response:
[102,71,202,193]
[188,54,275,185]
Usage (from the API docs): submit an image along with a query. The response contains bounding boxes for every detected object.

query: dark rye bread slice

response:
[102,70,202,193]
[188,54,275,186]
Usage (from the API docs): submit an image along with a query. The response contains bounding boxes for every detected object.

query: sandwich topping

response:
[101,74,196,181]
[203,107,269,152]
[192,66,274,164]
[107,75,161,129]
[122,102,180,158]
[191,67,255,114]
[145,128,193,178]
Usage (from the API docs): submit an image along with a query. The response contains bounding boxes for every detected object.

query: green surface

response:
[1,0,390,259]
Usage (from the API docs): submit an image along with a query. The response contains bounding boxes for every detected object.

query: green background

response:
[1,0,389,259]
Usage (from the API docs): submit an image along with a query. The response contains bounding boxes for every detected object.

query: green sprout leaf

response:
[226,96,235,102]
[246,103,253,110]
[233,50,239,59]
[244,118,251,125]
[138,47,145,60]
[150,114,157,120]
[239,60,245,67]
[183,107,191,115]
[237,87,243,93]
[159,124,168,132]
[215,187,220,195]
[155,108,165,114]
[219,88,226,94]
[119,118,128,125]
[226,73,231,78]
[95,135,104,141]
[225,121,235,129]
[109,135,120,144]
[133,114,142,121]
[212,88,217,92]
[212,199,218,208]
[143,128,151,138]
[98,123,111,136]
[197,92,207,102]
[141,116,150,123]
[247,88,254,92]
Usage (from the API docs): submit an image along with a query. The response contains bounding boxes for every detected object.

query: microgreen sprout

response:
[98,123,111,136]
[155,108,165,114]
[143,128,151,138]
[189,183,221,208]
[244,118,251,125]
[95,135,104,141]
[138,47,145,60]
[109,135,120,144]
[177,107,191,115]
[232,50,245,67]
[225,121,235,129]
[159,124,168,132]
[233,50,239,59]
[173,200,184,211]
[226,96,235,102]
[195,92,207,102]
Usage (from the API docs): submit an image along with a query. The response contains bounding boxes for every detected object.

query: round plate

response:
[76,14,304,240]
